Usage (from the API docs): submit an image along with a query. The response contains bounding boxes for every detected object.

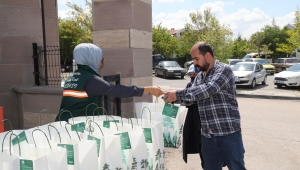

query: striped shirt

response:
[176,61,241,138]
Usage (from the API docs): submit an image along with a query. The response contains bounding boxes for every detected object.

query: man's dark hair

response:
[198,42,214,57]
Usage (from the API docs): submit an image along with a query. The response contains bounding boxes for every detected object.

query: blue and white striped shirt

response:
[176,61,241,138]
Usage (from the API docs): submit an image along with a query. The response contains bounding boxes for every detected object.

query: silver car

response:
[232,62,267,88]
[154,61,186,79]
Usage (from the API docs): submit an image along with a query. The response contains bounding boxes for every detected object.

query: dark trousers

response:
[201,131,246,170]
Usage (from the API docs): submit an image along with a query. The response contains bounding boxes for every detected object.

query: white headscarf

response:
[73,43,103,74]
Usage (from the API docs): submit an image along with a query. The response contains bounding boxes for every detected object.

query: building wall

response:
[0,0,59,129]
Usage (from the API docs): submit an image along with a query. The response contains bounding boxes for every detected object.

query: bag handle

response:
[129,110,139,126]
[92,107,108,121]
[141,107,152,127]
[48,124,61,143]
[36,109,51,127]
[106,115,118,131]
[87,120,104,136]
[32,129,51,149]
[65,122,81,141]
[85,103,98,118]
[122,112,133,129]
[58,110,74,127]
[1,131,21,156]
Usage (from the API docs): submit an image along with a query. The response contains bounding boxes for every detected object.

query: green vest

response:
[55,65,103,122]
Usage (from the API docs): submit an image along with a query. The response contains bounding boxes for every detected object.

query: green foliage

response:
[59,0,92,63]
[179,8,233,62]
[152,23,179,57]
[277,8,300,55]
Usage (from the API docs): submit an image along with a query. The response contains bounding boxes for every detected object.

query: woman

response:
[56,43,163,122]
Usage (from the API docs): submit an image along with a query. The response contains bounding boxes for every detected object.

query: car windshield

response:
[232,63,254,71]
[163,61,180,67]
[255,59,268,64]
[286,64,300,72]
[229,60,241,65]
[286,59,300,63]
[243,54,251,59]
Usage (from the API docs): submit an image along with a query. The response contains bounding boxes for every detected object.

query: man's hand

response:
[164,90,177,103]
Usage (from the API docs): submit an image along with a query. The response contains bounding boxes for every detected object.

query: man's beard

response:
[195,60,209,72]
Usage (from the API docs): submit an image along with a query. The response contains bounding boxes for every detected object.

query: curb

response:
[237,92,300,100]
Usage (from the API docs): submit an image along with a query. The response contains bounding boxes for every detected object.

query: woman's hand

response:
[144,86,164,97]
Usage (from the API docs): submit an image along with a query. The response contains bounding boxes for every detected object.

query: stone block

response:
[22,64,35,86]
[45,18,59,45]
[22,94,62,114]
[2,0,39,8]
[0,5,7,36]
[0,65,23,93]
[23,111,56,129]
[92,0,132,31]
[6,6,42,36]
[133,0,152,31]
[93,30,130,48]
[99,48,134,77]
[0,36,42,64]
[133,49,152,77]
[130,29,152,49]
[139,0,151,4]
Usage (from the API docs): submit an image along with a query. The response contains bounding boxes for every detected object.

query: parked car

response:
[232,62,267,88]
[243,52,272,63]
[184,60,193,72]
[154,61,186,79]
[243,58,276,75]
[152,54,166,69]
[227,59,243,68]
[271,58,299,72]
[273,63,300,88]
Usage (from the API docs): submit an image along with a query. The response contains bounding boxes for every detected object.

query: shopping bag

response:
[102,135,123,170]
[30,128,68,170]
[135,102,187,148]
[0,132,20,170]
[140,119,166,170]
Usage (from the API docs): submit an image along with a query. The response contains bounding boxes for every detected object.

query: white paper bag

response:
[135,102,187,148]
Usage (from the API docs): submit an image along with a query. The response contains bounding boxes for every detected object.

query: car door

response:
[258,63,266,82]
[157,62,164,75]
[254,63,263,82]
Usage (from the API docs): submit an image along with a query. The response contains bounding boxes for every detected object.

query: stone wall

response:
[0,0,59,130]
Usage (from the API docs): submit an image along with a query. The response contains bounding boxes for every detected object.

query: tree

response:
[59,0,92,64]
[178,8,233,62]
[260,18,289,56]
[152,23,179,57]
[277,8,300,56]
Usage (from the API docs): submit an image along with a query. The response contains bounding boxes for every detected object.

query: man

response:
[164,42,246,170]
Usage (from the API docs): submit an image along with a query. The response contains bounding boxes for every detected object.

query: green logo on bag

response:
[71,122,85,133]
[115,132,131,150]
[58,144,74,165]
[12,131,28,146]
[103,120,119,128]
[20,159,33,170]
[143,128,152,143]
[88,135,101,157]
[162,103,179,118]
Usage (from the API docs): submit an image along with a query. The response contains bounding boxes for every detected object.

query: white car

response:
[273,63,300,88]
[232,62,267,88]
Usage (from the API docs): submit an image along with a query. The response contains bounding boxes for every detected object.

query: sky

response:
[57,0,299,39]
